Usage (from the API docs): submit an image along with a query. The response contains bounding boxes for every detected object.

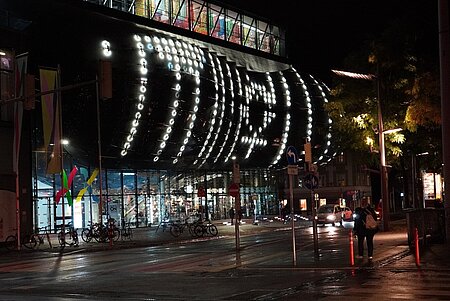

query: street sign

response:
[304,173,319,190]
[197,186,206,198]
[286,146,298,165]
[229,183,239,198]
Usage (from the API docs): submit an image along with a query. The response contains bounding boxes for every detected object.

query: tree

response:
[327,0,441,172]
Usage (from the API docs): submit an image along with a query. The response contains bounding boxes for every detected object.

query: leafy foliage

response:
[327,1,441,171]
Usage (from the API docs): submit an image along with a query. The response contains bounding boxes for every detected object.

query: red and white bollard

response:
[349,229,354,266]
[414,227,420,267]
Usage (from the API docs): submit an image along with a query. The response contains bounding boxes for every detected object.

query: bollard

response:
[414,227,420,267]
[349,229,354,266]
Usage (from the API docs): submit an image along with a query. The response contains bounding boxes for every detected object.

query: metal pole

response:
[204,170,208,221]
[235,191,240,252]
[57,65,66,244]
[377,70,390,231]
[233,160,240,252]
[312,189,318,256]
[411,153,417,208]
[289,173,296,265]
[96,76,104,224]
[438,0,450,242]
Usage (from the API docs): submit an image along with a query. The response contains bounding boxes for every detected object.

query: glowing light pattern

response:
[120,34,148,157]
[171,44,205,165]
[309,75,334,165]
[194,52,220,166]
[111,31,333,169]
[295,72,313,142]
[198,55,227,167]
[214,62,235,164]
[271,72,291,166]
[224,65,244,163]
[240,72,274,159]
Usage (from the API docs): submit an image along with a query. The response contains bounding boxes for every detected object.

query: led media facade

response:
[99,29,334,170]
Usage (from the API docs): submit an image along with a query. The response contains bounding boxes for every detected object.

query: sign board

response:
[287,165,298,175]
[286,146,298,165]
[229,183,239,198]
[304,173,319,190]
[197,186,206,198]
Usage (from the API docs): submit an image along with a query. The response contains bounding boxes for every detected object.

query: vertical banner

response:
[13,54,27,173]
[39,68,62,174]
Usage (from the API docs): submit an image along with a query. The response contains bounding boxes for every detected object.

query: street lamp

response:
[331,69,391,231]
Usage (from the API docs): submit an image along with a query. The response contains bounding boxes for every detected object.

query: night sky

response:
[220,0,439,83]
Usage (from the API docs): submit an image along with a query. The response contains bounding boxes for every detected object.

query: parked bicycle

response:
[4,231,33,251]
[81,223,96,243]
[58,223,79,247]
[169,220,196,238]
[193,220,218,237]
[29,226,52,250]
[83,220,120,243]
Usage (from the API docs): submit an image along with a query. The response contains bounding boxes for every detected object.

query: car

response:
[317,204,342,226]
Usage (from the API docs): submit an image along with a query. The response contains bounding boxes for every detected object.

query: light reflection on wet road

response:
[0,226,448,300]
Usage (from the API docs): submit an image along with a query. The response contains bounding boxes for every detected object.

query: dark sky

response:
[220,0,438,82]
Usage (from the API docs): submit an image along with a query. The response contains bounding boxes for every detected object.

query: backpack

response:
[364,210,378,230]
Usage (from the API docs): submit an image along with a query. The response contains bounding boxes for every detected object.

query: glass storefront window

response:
[88,0,285,55]
[32,165,279,230]
[242,16,256,49]
[135,0,149,18]
[209,4,225,40]
[151,0,170,24]
[171,0,188,29]
[191,0,208,35]
[226,10,240,44]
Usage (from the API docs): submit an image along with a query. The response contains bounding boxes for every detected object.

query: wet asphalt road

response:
[0,224,449,300]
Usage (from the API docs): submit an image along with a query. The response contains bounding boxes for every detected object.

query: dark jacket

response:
[353,205,378,236]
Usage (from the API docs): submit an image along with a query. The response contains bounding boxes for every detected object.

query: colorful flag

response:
[75,168,99,203]
[55,166,78,205]
[40,68,62,174]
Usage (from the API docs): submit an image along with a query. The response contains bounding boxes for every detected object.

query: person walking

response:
[229,207,235,225]
[353,204,379,260]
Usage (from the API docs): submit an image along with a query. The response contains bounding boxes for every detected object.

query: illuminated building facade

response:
[0,0,365,235]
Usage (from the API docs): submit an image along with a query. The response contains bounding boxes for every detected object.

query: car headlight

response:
[326,215,336,221]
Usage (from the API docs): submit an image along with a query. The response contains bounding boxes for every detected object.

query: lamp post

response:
[331,69,390,231]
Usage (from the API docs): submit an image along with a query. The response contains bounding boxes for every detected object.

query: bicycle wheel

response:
[111,229,120,242]
[81,228,92,243]
[170,225,181,237]
[71,231,79,246]
[208,224,218,236]
[5,235,17,251]
[22,234,36,249]
[194,224,204,237]
[30,234,40,250]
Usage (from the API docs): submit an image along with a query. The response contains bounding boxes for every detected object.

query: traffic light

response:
[304,142,312,163]
[99,60,112,99]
